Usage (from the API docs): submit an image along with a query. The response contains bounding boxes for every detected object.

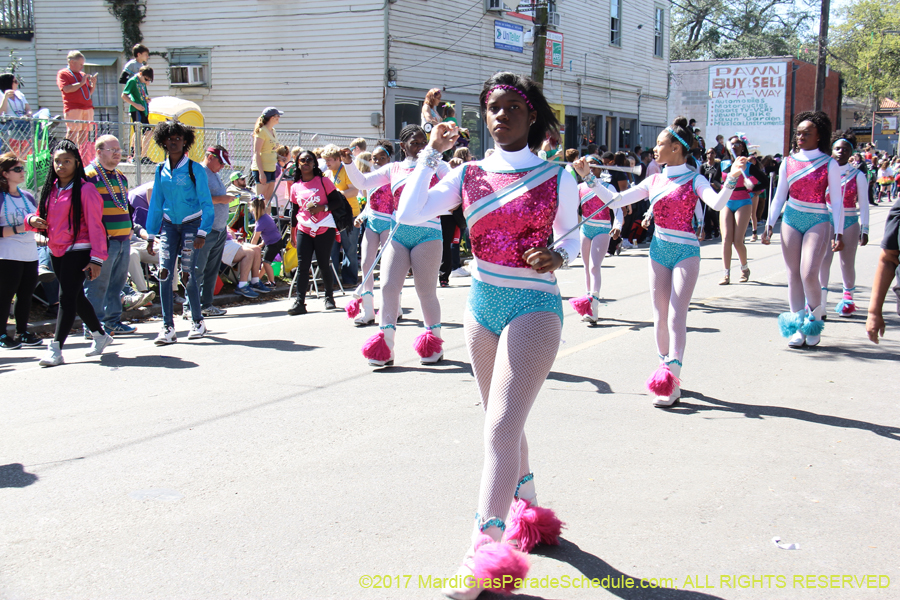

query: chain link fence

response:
[0,115,394,193]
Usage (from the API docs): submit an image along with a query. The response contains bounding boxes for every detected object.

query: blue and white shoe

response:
[234,284,259,299]
[107,322,137,335]
[249,281,272,294]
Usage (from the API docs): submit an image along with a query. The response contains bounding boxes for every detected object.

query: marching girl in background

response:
[569,155,623,324]
[763,111,844,348]
[342,126,449,365]
[718,133,766,284]
[347,142,394,326]
[818,131,869,318]
[399,72,590,599]
[591,118,748,407]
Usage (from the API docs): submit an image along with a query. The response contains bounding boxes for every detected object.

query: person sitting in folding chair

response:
[221,233,269,298]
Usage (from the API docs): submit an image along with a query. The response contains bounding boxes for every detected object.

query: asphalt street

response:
[2,205,899,600]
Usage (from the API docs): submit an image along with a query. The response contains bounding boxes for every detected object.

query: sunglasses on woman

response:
[298,157,314,164]
[8,166,24,173]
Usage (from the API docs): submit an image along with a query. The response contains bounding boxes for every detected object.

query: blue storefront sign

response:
[494,20,524,53]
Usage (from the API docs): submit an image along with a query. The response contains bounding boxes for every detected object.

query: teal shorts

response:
[582,222,611,240]
[393,223,442,249]
[649,236,700,270]
[367,216,393,235]
[784,205,831,235]
[467,278,563,336]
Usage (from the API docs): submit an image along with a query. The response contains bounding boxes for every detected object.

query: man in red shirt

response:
[56,51,96,154]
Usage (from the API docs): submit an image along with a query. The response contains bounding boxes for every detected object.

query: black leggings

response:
[296,229,336,301]
[50,250,103,346]
[0,259,38,336]
[439,214,456,284]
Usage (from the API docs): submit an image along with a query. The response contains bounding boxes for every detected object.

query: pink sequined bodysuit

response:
[648,173,700,234]
[462,165,559,268]
[391,162,439,208]
[786,156,829,204]
[368,184,394,214]
[841,171,858,209]
[579,184,611,222]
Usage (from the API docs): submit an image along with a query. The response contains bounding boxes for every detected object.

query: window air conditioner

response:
[170,65,205,86]
[548,11,561,28]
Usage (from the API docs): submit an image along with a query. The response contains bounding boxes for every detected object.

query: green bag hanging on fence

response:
[25,120,51,193]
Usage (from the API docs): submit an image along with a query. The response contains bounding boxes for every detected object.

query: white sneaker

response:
[449,267,471,278]
[188,320,208,340]
[85,332,113,357]
[155,325,177,345]
[787,331,806,348]
[39,341,64,367]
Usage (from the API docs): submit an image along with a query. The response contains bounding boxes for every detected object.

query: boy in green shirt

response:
[121,66,153,162]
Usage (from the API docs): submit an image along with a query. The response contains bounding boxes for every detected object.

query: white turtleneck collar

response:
[662,163,690,176]
[481,145,542,170]
[793,148,824,160]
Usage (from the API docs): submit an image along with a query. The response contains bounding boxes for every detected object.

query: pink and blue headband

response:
[486,85,535,111]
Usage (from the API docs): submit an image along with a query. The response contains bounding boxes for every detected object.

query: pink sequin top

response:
[786,156,829,205]
[368,184,394,214]
[579,183,611,222]
[462,165,559,268]
[647,173,700,233]
[390,162,439,209]
[841,170,859,209]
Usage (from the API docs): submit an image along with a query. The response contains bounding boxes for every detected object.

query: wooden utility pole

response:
[814,0,830,111]
[531,1,548,85]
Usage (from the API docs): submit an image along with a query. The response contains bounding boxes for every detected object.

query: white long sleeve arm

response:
[344,160,392,192]
[693,172,735,211]
[857,172,870,232]
[827,159,844,235]
[767,160,790,228]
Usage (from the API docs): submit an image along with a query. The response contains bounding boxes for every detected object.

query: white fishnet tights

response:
[581,232,610,294]
[361,227,392,294]
[818,222,859,293]
[464,310,561,542]
[649,256,700,363]
[378,239,442,328]
[781,222,830,312]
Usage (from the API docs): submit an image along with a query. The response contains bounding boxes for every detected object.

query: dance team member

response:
[819,131,868,317]
[346,142,394,326]
[569,155,622,324]
[718,133,764,284]
[399,72,586,598]
[763,111,844,348]
[591,118,748,407]
[342,126,449,366]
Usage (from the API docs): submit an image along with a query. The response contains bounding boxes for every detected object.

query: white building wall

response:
[32,0,386,135]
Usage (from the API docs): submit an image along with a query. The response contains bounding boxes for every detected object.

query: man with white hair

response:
[56,50,96,152]
[83,135,142,335]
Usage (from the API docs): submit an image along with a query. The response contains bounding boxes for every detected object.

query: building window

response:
[654,7,664,57]
[168,48,211,87]
[610,0,621,46]
[0,0,33,38]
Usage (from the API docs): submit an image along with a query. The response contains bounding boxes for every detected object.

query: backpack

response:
[321,176,354,232]
[156,158,197,187]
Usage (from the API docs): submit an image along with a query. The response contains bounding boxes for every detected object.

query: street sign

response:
[545,31,563,68]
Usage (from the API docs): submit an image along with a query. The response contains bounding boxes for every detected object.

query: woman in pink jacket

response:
[27,139,112,366]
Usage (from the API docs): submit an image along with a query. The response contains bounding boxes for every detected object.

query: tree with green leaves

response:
[671,0,814,60]
[828,0,900,121]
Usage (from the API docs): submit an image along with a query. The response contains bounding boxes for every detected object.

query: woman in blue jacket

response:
[146,120,214,345]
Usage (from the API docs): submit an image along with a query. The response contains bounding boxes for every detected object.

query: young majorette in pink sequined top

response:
[818,132,870,320]
[343,126,450,365]
[590,118,746,408]
[569,156,623,324]
[763,111,844,349]
[397,73,589,600]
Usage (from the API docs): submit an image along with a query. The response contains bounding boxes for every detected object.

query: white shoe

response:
[353,293,376,327]
[803,304,826,347]
[450,267,471,278]
[652,362,681,407]
[85,332,113,357]
[39,341,64,367]
[787,331,806,348]
[188,320,208,340]
[155,325,177,346]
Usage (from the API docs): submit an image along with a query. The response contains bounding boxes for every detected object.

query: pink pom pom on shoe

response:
[646,363,680,397]
[470,534,530,593]
[504,499,564,553]
[413,330,444,358]
[361,332,391,362]
[345,297,362,319]
[569,295,593,317]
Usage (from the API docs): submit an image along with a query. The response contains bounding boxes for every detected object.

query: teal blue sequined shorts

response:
[783,205,831,235]
[392,223,442,249]
[467,278,563,336]
[581,221,611,240]
[843,215,859,230]
[367,216,393,235]
[649,236,700,270]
